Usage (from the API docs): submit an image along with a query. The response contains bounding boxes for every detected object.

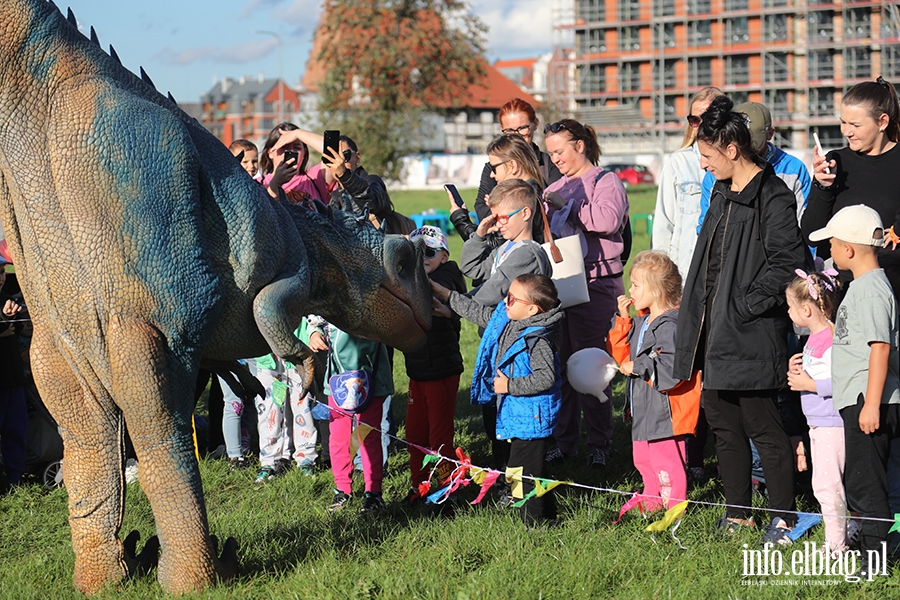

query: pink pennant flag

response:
[614,492,645,524]
[470,471,501,505]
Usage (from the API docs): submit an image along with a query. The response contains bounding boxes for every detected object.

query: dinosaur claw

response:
[123,530,159,576]
[211,535,239,581]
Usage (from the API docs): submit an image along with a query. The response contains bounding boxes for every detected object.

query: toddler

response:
[229,139,259,177]
[608,250,699,511]
[447,273,564,525]
[785,268,855,556]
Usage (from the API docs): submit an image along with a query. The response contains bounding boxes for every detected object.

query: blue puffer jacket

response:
[471,304,563,440]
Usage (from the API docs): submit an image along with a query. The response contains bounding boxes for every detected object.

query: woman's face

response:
[697,140,734,181]
[545,132,589,177]
[269,140,307,170]
[499,111,537,145]
[841,103,888,155]
[488,152,512,182]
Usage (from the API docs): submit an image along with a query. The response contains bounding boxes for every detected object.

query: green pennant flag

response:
[889,514,900,535]
[421,453,441,469]
[270,379,288,408]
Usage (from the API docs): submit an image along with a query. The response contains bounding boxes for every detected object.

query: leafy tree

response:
[316,0,487,180]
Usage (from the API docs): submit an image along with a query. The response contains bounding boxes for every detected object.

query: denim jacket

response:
[651,144,703,277]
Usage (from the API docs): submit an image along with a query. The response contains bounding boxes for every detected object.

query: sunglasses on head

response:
[494,206,525,225]
[543,122,572,135]
[687,115,702,128]
[505,291,542,311]
[488,160,509,174]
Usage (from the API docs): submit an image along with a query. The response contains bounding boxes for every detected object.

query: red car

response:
[605,163,655,187]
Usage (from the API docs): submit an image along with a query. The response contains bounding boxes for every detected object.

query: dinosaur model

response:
[0,0,432,594]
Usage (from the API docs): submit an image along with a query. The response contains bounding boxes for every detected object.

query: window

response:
[808,12,834,42]
[621,26,641,51]
[765,90,789,119]
[619,0,641,21]
[579,64,606,93]
[726,56,750,85]
[577,0,605,23]
[576,28,607,55]
[653,0,675,17]
[764,52,788,83]
[730,91,749,105]
[845,8,871,40]
[689,20,713,46]
[762,0,788,7]
[809,88,834,117]
[765,14,788,41]
[621,62,641,91]
[726,17,749,43]
[654,96,680,122]
[845,47,872,79]
[813,125,842,149]
[884,47,900,80]
[689,57,712,86]
[724,0,748,10]
[663,23,676,48]
[809,50,834,80]
[688,0,712,14]
[653,59,678,89]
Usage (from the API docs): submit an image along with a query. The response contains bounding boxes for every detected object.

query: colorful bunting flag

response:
[470,471,501,505]
[645,500,689,532]
[349,423,373,456]
[890,514,900,535]
[505,466,524,499]
[270,379,288,408]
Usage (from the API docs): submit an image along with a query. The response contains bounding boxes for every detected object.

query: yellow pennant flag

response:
[534,479,565,497]
[349,423,374,456]
[505,466,524,499]
[645,500,689,532]
[469,468,487,485]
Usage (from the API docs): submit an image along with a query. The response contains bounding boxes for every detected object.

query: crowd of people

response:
[2,81,900,572]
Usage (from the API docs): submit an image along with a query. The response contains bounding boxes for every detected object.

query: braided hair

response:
[787,270,841,322]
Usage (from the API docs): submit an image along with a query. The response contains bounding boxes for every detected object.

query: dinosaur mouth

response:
[379,284,429,342]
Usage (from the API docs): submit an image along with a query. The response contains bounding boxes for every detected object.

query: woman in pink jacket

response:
[543,119,630,468]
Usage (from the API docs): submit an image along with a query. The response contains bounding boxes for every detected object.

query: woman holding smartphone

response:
[257,122,329,205]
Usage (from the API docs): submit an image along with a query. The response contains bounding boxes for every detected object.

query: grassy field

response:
[1,185,897,598]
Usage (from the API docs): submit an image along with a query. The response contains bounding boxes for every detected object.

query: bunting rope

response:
[314,398,900,534]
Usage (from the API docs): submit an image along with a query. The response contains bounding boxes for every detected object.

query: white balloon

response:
[566,347,619,402]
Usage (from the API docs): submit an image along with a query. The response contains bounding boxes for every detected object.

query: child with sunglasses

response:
[444,273,564,526]
[402,227,467,503]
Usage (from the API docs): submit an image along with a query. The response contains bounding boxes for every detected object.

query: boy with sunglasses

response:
[402,227,467,504]
[442,273,564,526]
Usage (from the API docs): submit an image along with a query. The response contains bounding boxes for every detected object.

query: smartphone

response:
[813,132,830,175]
[323,130,340,163]
[444,183,466,209]
[283,149,298,165]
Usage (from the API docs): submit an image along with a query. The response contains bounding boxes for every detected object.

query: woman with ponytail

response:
[541,119,629,467]
[802,76,900,294]
[673,95,808,544]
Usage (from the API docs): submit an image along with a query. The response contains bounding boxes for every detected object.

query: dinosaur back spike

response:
[140,67,155,90]
[168,92,177,104]
[48,0,62,15]
[67,7,77,28]
[90,26,100,47]
[109,45,121,65]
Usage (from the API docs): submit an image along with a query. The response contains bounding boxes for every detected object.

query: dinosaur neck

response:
[0,1,71,97]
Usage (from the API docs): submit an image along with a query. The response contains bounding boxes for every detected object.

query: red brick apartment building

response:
[200,76,302,149]
[549,0,900,153]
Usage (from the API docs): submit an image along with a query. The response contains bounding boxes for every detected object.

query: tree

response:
[315,0,487,180]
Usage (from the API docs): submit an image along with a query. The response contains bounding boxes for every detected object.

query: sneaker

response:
[847,519,862,549]
[124,458,139,484]
[760,517,794,546]
[229,456,249,471]
[586,448,609,468]
[329,490,352,512]
[254,465,281,483]
[359,491,386,514]
[545,447,575,463]
[297,462,316,477]
[716,514,755,535]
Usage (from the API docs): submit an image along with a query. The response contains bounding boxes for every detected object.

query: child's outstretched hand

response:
[432,297,452,319]
[619,360,634,376]
[616,295,632,318]
[494,370,509,394]
[430,279,451,303]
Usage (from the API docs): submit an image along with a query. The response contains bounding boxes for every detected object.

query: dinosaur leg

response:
[253,278,316,390]
[30,326,129,595]
[108,317,235,595]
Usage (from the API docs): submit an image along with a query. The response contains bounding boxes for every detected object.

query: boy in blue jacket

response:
[447,273,564,525]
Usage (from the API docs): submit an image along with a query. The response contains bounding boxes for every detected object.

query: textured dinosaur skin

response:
[0,1,432,595]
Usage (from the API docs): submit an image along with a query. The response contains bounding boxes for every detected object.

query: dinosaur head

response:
[297,206,432,352]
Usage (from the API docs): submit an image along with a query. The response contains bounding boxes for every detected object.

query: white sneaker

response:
[124,459,139,484]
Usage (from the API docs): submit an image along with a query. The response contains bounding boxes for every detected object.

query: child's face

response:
[422,247,449,274]
[504,280,541,321]
[235,148,258,177]
[628,270,653,312]
[492,200,529,242]
[785,289,811,329]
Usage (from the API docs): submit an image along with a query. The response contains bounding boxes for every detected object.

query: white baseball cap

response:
[808,204,885,247]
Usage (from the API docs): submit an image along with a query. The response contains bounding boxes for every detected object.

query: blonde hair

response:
[629,250,682,309]
[486,134,545,188]
[787,271,840,321]
[681,87,726,149]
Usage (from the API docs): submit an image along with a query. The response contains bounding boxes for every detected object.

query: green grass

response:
[2,185,896,598]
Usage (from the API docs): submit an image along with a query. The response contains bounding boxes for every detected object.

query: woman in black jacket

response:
[673,96,808,543]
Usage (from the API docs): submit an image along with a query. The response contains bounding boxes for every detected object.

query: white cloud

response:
[156,38,280,66]
[469,0,554,58]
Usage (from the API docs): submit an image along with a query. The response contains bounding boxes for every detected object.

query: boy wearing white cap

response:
[809,204,900,577]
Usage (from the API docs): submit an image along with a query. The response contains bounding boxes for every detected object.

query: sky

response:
[69,0,555,104]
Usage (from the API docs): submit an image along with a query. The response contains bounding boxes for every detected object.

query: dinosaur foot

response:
[211,534,239,581]
[123,530,160,576]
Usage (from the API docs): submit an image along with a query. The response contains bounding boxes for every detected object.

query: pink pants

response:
[809,426,848,554]
[329,395,386,495]
[632,437,687,511]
